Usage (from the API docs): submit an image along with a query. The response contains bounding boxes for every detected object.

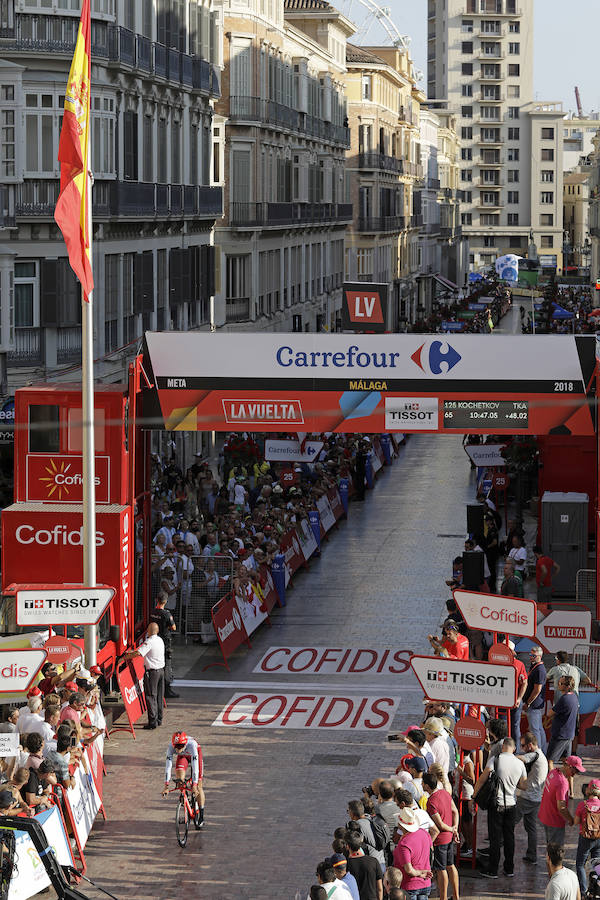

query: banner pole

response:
[83,169,97,667]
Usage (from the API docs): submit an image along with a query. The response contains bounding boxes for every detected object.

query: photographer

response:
[428,621,469,661]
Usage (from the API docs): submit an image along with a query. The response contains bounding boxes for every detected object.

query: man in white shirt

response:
[155,515,176,546]
[516,731,549,864]
[122,623,165,731]
[545,842,580,900]
[423,718,450,776]
[476,737,527,878]
[17,697,44,734]
[28,706,60,744]
[508,534,528,574]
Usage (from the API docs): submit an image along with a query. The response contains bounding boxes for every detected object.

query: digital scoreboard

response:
[442,399,529,430]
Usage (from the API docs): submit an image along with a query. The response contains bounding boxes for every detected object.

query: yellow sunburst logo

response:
[39,459,72,500]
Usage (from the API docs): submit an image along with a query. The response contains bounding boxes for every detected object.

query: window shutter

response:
[40,259,58,326]
[133,253,144,314]
[58,260,81,326]
[142,250,154,311]
[123,111,138,181]
[169,248,181,305]
[207,245,215,297]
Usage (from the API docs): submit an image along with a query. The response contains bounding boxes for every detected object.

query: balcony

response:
[479,70,503,81]
[93,181,223,219]
[464,4,522,14]
[15,180,59,217]
[226,298,252,323]
[478,51,505,61]
[476,134,504,144]
[427,178,441,190]
[8,328,43,367]
[230,201,352,228]
[57,326,82,364]
[411,214,424,228]
[228,96,350,147]
[357,215,406,233]
[477,199,504,209]
[358,152,404,174]
[479,92,505,102]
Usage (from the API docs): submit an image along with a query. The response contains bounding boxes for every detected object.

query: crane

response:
[575,86,583,118]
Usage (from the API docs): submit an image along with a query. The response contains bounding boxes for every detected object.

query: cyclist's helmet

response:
[172,731,187,748]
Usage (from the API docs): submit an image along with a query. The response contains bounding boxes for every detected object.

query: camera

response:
[362,785,374,797]
[70,735,77,748]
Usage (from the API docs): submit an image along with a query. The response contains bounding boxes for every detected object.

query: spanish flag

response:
[54,0,94,300]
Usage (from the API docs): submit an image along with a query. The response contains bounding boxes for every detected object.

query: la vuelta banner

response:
[142,333,597,436]
[115,657,146,730]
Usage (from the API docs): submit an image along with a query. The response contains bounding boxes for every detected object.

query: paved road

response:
[82,434,585,900]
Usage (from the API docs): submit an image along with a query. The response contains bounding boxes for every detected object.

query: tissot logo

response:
[427,670,448,682]
[222,399,304,425]
[411,340,462,375]
[24,599,44,610]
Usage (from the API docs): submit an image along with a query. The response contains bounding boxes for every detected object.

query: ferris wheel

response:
[335,0,424,82]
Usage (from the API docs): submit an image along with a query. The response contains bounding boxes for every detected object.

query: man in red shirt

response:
[423,771,460,900]
[37,660,81,696]
[428,620,469,660]
[534,545,560,607]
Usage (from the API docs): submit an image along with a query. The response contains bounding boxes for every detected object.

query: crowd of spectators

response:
[411,280,511,335]
[520,283,595,335]
[148,432,381,641]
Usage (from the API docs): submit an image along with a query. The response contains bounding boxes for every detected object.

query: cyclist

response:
[162,732,205,826]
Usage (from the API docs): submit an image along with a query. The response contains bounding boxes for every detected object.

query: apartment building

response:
[427,0,563,271]
[0,0,223,388]
[213,0,352,333]
[343,43,423,328]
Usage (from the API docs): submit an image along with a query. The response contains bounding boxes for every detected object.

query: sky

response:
[347,0,600,116]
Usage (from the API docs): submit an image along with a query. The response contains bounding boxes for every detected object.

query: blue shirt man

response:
[329,854,360,900]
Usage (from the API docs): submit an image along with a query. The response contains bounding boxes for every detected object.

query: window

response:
[508,85,520,98]
[541,191,554,204]
[509,237,522,249]
[481,19,500,33]
[509,20,520,32]
[1,108,14,177]
[463,191,472,203]
[29,406,60,454]
[508,64,520,77]
[481,191,499,205]
[461,19,474,32]
[541,236,553,248]
[481,106,500,120]
[481,64,501,79]
[171,119,181,183]
[361,75,372,101]
[481,42,500,57]
[508,170,519,182]
[481,127,501,142]
[508,127,520,140]
[143,115,153,182]
[462,63,473,75]
[541,170,554,183]
[158,118,167,182]
[540,213,554,226]
[14,261,37,328]
[541,127,555,140]
[508,107,520,119]
[508,42,520,54]
[123,110,138,181]
[541,148,555,161]
[461,42,473,54]
[507,213,519,225]
[507,191,519,203]
[92,98,115,177]
[483,236,495,247]
[461,106,473,118]
[462,84,473,97]
[461,126,473,140]
[104,254,119,350]
[461,169,473,182]
[507,148,519,161]
[25,96,55,173]
[462,213,472,226]
[357,248,373,278]
[481,214,499,225]
[461,148,473,160]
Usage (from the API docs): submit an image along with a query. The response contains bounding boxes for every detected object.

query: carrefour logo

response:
[411,341,462,375]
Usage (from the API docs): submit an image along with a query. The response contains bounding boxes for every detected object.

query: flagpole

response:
[82,165,97,666]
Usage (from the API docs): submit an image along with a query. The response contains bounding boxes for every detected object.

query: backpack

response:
[369,813,392,856]
[581,802,600,840]
[473,758,504,811]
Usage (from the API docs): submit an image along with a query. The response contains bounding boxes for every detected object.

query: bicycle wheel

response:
[175,794,189,847]
[192,795,203,829]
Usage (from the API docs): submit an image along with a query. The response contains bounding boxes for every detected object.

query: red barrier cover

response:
[258,564,279,614]
[211,590,250,661]
[327,486,344,521]
[280,527,304,577]
[85,740,103,803]
[114,657,146,734]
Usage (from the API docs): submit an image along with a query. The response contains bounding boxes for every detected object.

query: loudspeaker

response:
[462,551,484,590]
[466,503,485,536]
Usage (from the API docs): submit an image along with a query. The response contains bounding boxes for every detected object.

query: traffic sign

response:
[0,648,47,693]
[536,609,591,653]
[453,589,537,638]
[16,586,115,626]
[43,636,82,665]
[454,716,487,751]
[410,655,517,707]
[488,642,514,665]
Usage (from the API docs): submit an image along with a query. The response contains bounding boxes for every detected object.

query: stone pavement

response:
[81,434,591,900]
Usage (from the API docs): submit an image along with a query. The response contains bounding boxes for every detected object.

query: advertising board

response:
[213,693,399,730]
[341,282,388,333]
[16,586,114,626]
[453,589,537,638]
[410,655,517,707]
[536,609,592,653]
[264,439,323,462]
[26,454,110,503]
[0,648,47,693]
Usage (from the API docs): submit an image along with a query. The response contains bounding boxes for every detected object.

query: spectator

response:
[0,708,19,734]
[37,660,81,696]
[45,733,76,790]
[23,759,54,811]
[547,651,592,694]
[382,866,403,897]
[539,756,585,847]
[393,807,433,900]
[574,781,600,894]
[509,639,528,748]
[58,692,87,739]
[405,757,427,807]
[0,790,19,816]
[507,533,527,576]
[315,860,353,899]
[393,788,438,840]
[370,780,398,832]
[309,888,327,900]
[534,545,560,607]
[486,717,508,759]
[546,675,579,768]
[428,620,469,660]
[501,559,524,598]
[545,843,581,900]
[402,729,434,768]
[17,696,44,734]
[476,737,527,879]
[347,800,384,868]
[422,772,459,900]
[422,719,450,776]
[328,855,360,900]
[6,767,32,816]
[516,731,549,864]
[150,591,178,699]
[523,645,548,753]
[29,705,60,744]
[24,733,44,770]
[346,832,383,900]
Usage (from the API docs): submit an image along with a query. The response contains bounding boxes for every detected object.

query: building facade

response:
[0,0,223,388]
[427,0,563,272]
[343,43,423,328]
[213,0,352,333]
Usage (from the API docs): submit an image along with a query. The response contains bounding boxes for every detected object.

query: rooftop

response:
[346,43,387,65]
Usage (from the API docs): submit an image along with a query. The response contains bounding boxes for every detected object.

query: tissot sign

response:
[341,282,388,333]
[16,586,114,626]
[26,454,110,503]
[411,655,517,707]
[142,333,596,436]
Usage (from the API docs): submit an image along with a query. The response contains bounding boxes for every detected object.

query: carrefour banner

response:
[142,333,596,436]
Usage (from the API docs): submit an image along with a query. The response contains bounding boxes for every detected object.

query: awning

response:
[433,274,459,292]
